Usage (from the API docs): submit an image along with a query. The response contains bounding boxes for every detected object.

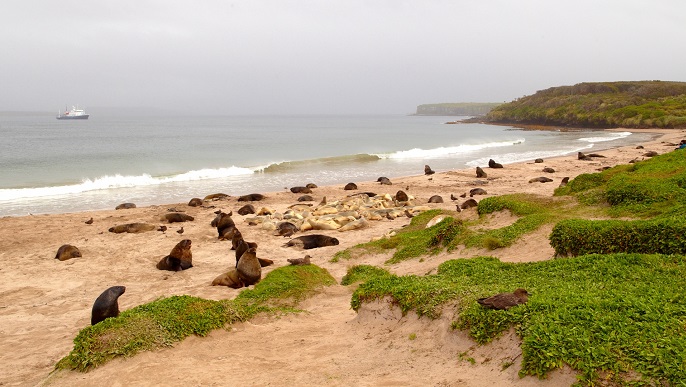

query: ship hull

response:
[56,115,89,120]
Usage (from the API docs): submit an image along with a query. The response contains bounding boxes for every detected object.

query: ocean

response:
[0,113,657,217]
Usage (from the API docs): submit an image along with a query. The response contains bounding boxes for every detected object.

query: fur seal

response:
[55,244,81,261]
[235,238,258,267]
[469,188,488,197]
[161,212,194,223]
[559,177,570,188]
[643,151,658,157]
[237,204,256,215]
[275,221,298,237]
[476,166,487,178]
[284,234,340,249]
[231,229,243,250]
[306,183,318,189]
[91,286,126,325]
[542,167,555,173]
[297,195,314,202]
[157,239,193,271]
[528,177,554,183]
[211,269,244,288]
[428,195,443,203]
[290,186,312,194]
[188,197,203,207]
[203,193,229,201]
[488,159,503,168]
[115,203,136,210]
[424,165,435,175]
[344,182,358,190]
[534,158,544,163]
[109,223,156,233]
[238,193,265,202]
[395,190,409,202]
[477,288,529,310]
[213,211,236,240]
[377,177,392,185]
[236,247,261,286]
[287,255,311,266]
[460,198,478,209]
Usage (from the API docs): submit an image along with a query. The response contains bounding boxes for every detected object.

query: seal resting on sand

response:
[395,190,409,202]
[477,288,529,310]
[488,159,503,168]
[528,177,554,183]
[161,212,194,223]
[275,221,298,237]
[238,193,265,202]
[236,247,261,286]
[344,182,358,190]
[55,244,81,261]
[109,223,156,233]
[237,204,256,215]
[290,186,312,194]
[91,285,126,325]
[188,197,203,207]
[284,234,339,250]
[211,269,244,288]
[287,255,311,266]
[469,188,487,197]
[377,177,392,185]
[115,203,136,210]
[203,193,229,201]
[428,195,443,203]
[156,239,193,271]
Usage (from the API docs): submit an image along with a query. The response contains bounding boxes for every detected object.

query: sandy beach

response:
[1,128,684,387]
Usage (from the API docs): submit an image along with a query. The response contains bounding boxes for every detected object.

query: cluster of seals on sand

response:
[109,223,157,233]
[156,239,193,271]
[477,288,529,310]
[212,225,273,288]
[55,244,81,261]
[91,286,126,325]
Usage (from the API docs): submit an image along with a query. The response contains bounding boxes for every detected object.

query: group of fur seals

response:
[91,286,126,325]
[156,239,193,271]
[477,288,529,310]
[55,244,81,261]
[283,234,339,250]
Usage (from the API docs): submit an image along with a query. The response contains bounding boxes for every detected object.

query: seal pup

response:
[157,239,193,271]
[109,223,156,233]
[488,159,503,168]
[542,167,555,173]
[275,221,298,237]
[428,195,443,203]
[211,269,244,288]
[238,193,265,202]
[424,165,435,175]
[477,288,529,310]
[290,186,312,194]
[91,286,126,325]
[287,255,311,266]
[297,195,314,202]
[236,247,261,286]
[55,244,82,261]
[395,190,409,202]
[377,177,392,185]
[188,197,203,207]
[115,203,136,210]
[469,188,487,197]
[237,204,256,215]
[344,182,358,190]
[161,212,194,223]
[283,234,340,250]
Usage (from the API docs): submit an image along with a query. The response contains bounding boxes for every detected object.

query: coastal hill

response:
[484,80,686,128]
[415,102,501,116]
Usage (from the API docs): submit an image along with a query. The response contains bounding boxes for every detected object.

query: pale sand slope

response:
[0,129,683,387]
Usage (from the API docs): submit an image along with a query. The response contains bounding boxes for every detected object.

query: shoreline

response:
[1,127,685,386]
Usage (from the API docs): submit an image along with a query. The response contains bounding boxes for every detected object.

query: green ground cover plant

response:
[56,264,335,372]
[345,254,686,385]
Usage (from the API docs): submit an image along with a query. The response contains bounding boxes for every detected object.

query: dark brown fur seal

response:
[344,182,358,190]
[188,197,203,207]
[428,195,443,203]
[238,193,265,202]
[424,165,435,175]
[236,247,261,286]
[55,244,81,261]
[287,255,311,266]
[534,158,544,163]
[237,204,256,215]
[109,223,156,233]
[559,177,570,188]
[290,186,312,194]
[91,286,126,325]
[477,288,529,310]
[284,234,340,250]
[157,239,193,271]
[306,183,318,189]
[297,195,314,202]
[395,190,409,202]
[231,229,243,250]
[488,159,503,168]
[528,177,554,183]
[476,166,487,178]
[377,177,392,185]
[211,269,244,288]
[542,167,555,173]
[235,238,258,267]
[469,188,487,197]
[115,203,136,210]
[460,198,478,209]
[275,221,298,237]
[161,212,194,223]
[213,211,236,240]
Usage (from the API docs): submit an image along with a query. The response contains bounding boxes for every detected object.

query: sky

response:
[1,0,684,115]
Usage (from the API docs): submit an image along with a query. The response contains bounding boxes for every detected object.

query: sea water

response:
[0,113,657,217]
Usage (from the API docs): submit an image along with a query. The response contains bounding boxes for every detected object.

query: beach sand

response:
[2,128,684,387]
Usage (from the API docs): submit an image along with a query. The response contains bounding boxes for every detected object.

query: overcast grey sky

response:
[2,1,684,115]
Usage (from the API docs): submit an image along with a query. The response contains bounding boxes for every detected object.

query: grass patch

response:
[347,254,686,385]
[56,265,335,372]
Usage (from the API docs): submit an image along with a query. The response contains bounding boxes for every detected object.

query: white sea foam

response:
[0,166,254,202]
[380,139,525,160]
[465,144,594,167]
[577,131,632,143]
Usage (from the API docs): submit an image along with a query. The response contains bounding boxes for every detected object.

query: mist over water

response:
[0,114,657,216]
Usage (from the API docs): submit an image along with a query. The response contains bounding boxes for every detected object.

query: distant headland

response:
[413,102,501,116]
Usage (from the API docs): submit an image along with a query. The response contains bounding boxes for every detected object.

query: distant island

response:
[484,80,686,129]
[414,102,501,116]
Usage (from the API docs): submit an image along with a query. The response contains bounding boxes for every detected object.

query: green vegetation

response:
[485,81,686,128]
[56,265,335,372]
[415,102,501,116]
[345,254,686,385]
